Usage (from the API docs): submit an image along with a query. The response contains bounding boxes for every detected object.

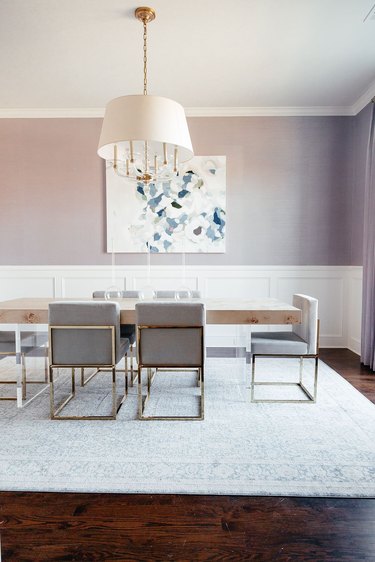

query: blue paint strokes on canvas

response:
[178,189,189,198]
[128,157,226,252]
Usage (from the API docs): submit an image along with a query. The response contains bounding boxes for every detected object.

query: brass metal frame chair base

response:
[251,354,319,404]
[138,366,204,421]
[50,366,128,420]
[79,347,137,389]
[80,354,130,387]
[129,344,139,387]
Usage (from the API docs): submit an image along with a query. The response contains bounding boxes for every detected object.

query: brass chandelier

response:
[97,7,194,184]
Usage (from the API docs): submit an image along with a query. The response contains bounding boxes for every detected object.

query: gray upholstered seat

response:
[250,332,308,355]
[136,302,205,420]
[154,290,201,299]
[250,294,319,403]
[49,301,130,420]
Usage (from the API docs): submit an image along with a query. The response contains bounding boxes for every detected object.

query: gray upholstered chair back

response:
[292,294,318,354]
[136,302,205,367]
[92,290,141,299]
[49,301,121,365]
[154,290,201,299]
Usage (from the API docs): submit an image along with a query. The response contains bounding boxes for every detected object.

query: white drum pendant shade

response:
[98,95,193,163]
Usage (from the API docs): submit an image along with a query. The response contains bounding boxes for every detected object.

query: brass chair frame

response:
[49,325,128,420]
[251,320,320,404]
[137,325,204,421]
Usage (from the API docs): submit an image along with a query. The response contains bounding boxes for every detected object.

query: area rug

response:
[0,356,374,497]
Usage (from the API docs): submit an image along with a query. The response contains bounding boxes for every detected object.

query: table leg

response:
[15,324,23,407]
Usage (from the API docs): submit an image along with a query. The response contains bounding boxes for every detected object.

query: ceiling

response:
[1,0,375,116]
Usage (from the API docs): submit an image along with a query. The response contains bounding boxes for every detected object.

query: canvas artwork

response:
[106,156,226,253]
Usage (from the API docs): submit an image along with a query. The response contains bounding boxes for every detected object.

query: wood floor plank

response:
[1,349,375,561]
[319,348,375,403]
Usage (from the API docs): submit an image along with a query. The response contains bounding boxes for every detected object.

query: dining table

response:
[0,297,301,407]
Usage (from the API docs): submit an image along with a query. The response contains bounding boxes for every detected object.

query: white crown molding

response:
[1,89,374,119]
[0,108,105,118]
[351,79,375,115]
[185,106,355,117]
[0,105,355,118]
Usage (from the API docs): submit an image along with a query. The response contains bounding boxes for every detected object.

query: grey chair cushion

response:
[49,301,128,365]
[136,302,205,367]
[251,331,309,355]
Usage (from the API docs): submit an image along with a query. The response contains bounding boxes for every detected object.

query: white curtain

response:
[361,102,375,370]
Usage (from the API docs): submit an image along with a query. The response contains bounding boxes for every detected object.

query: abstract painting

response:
[106,156,226,253]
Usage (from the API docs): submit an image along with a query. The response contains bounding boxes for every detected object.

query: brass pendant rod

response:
[143,19,147,96]
[135,7,156,97]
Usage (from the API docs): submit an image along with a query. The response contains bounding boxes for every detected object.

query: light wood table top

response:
[0,297,301,325]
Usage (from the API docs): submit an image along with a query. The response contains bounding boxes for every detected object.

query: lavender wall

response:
[0,115,355,266]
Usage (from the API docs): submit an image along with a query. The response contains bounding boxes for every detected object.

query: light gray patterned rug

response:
[0,356,374,497]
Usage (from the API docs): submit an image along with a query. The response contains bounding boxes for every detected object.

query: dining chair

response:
[154,290,201,298]
[48,301,130,420]
[93,290,140,385]
[250,294,319,403]
[136,301,205,420]
[0,330,48,402]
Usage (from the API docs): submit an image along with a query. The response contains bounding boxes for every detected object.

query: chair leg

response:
[138,365,143,418]
[313,356,319,402]
[130,345,138,386]
[200,366,205,420]
[299,357,304,384]
[125,354,128,396]
[251,355,256,402]
[49,365,54,417]
[44,348,49,383]
[111,367,116,419]
[21,352,27,400]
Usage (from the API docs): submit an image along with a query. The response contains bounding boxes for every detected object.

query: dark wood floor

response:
[1,349,374,562]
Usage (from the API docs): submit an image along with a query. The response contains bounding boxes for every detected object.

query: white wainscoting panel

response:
[205,276,271,299]
[0,265,362,351]
[0,273,56,299]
